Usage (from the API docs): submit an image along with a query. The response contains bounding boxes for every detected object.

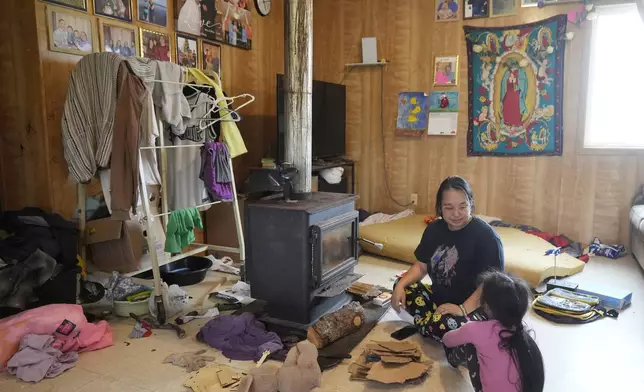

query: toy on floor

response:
[237,340,330,392]
[588,237,626,259]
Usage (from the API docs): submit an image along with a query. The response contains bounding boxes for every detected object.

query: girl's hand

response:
[435,303,462,316]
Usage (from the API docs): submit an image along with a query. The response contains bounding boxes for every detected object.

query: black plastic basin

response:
[135,256,213,286]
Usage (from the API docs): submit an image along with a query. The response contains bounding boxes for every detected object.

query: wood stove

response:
[244,192,359,324]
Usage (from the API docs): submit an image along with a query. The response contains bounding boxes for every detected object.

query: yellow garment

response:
[185,68,248,158]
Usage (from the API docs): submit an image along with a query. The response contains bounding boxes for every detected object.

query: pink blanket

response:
[0,304,113,368]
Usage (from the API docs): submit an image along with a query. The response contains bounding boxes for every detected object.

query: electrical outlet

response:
[410,193,418,206]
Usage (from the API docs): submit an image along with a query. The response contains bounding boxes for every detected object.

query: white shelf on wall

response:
[345,62,389,68]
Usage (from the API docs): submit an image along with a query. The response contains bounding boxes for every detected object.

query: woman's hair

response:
[479,271,545,392]
[434,176,475,217]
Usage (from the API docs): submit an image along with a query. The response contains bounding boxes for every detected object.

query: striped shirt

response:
[61,53,123,183]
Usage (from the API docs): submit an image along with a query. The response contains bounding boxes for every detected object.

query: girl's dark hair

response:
[480,271,545,392]
[435,176,475,217]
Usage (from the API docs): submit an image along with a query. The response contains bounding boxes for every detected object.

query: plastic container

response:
[113,298,149,317]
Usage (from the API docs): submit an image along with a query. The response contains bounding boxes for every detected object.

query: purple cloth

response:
[197,313,283,361]
[200,141,233,201]
[7,334,78,382]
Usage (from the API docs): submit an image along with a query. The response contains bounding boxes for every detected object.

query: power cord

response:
[338,66,355,85]
[379,67,413,208]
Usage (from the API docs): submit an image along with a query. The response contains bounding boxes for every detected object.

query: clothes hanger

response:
[211,93,255,123]
[198,95,242,130]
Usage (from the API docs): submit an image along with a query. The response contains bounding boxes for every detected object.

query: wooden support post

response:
[284,0,313,193]
[77,184,86,262]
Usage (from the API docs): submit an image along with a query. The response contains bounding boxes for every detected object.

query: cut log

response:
[307,302,365,349]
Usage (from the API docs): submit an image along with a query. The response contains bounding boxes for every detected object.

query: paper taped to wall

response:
[428,112,458,135]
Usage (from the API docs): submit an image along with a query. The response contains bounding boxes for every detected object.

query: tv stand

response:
[312,158,355,194]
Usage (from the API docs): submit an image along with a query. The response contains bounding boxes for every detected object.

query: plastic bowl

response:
[158,256,213,286]
[114,298,149,317]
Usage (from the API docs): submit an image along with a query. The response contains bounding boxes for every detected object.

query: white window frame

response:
[581,3,644,154]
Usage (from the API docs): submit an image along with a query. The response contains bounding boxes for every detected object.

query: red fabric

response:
[502,70,523,126]
[526,231,571,248]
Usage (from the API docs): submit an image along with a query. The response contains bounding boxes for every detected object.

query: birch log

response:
[307,302,365,349]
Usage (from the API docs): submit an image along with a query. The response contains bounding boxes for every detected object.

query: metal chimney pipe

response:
[283,0,313,193]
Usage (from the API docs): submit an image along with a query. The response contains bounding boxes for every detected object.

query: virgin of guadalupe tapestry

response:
[464,15,567,156]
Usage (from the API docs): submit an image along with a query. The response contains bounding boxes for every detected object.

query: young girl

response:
[443,271,544,392]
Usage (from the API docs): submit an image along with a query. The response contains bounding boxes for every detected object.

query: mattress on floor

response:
[359,214,585,287]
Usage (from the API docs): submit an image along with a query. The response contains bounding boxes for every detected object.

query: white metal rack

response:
[77,75,247,325]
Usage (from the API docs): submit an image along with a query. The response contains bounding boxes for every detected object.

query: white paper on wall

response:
[428,112,458,136]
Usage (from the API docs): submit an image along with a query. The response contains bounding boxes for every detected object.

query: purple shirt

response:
[443,320,520,392]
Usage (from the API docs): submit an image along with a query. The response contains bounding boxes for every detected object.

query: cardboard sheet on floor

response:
[184,365,243,392]
[349,340,431,384]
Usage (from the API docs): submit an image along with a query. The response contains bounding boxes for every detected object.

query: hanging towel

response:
[186,68,248,158]
[214,142,232,184]
[165,208,203,253]
[200,141,233,201]
[61,53,123,183]
[165,91,214,211]
[154,62,192,133]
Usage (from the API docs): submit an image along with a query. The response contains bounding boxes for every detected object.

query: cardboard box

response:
[86,213,166,274]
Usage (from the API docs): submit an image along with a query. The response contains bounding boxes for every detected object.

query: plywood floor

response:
[1,254,643,392]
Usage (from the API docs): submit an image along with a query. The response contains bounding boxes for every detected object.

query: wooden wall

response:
[313,0,641,245]
[0,0,284,219]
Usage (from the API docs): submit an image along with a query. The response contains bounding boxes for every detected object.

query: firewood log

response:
[307,302,365,349]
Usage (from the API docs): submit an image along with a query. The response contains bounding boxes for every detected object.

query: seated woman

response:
[391,176,504,368]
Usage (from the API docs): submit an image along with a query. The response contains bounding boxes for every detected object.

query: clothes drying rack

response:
[77,75,248,325]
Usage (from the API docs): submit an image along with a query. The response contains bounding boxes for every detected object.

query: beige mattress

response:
[359,214,585,287]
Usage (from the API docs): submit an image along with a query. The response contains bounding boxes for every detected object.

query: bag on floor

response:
[532,288,618,324]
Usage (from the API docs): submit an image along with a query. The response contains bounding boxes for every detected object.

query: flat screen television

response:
[276,74,346,162]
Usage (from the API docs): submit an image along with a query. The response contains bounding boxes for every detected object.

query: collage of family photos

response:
[435,0,525,21]
[43,0,223,80]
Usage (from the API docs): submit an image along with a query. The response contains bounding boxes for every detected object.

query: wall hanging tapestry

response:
[464,14,567,156]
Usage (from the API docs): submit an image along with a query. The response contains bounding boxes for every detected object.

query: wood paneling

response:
[0,0,53,212]
[0,0,284,219]
[313,0,641,244]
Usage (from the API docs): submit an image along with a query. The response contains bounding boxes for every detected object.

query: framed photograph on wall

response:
[46,5,95,56]
[94,0,133,22]
[491,0,517,16]
[464,0,489,19]
[221,0,253,49]
[137,0,168,27]
[176,34,199,68]
[433,56,459,86]
[176,0,202,36]
[201,40,222,79]
[99,20,138,56]
[40,0,88,12]
[140,28,171,61]
[436,0,461,22]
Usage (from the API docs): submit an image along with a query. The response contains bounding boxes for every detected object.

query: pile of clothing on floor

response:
[0,304,113,382]
[104,271,153,302]
[0,208,80,318]
[489,220,627,261]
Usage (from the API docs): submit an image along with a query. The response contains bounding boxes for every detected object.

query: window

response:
[584,4,644,149]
